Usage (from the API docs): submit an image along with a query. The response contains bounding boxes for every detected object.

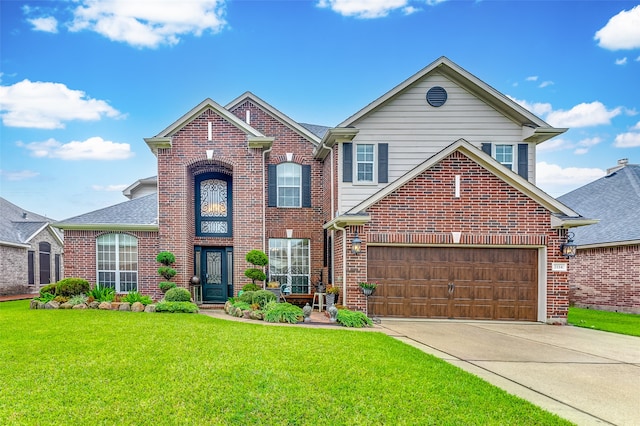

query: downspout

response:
[327,222,348,304]
[262,144,273,255]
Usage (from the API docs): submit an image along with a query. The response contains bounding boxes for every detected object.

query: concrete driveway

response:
[379,320,640,426]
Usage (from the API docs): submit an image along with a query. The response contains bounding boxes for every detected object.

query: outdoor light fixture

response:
[352,232,362,255]
[560,231,577,258]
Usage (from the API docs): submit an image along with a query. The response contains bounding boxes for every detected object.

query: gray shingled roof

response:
[558,164,640,246]
[299,123,330,139]
[0,197,59,245]
[56,193,158,227]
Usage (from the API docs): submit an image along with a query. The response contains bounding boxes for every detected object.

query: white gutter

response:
[0,240,30,249]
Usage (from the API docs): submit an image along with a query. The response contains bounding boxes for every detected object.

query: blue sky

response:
[1,0,639,220]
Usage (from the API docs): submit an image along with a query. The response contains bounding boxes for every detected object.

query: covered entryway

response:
[196,246,233,303]
[367,246,537,320]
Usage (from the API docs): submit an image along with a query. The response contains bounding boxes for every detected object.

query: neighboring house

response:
[559,159,640,314]
[55,57,594,322]
[0,197,64,295]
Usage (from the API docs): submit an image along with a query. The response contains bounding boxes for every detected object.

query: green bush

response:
[245,249,268,267]
[337,309,373,328]
[159,281,177,293]
[238,291,255,304]
[263,302,303,324]
[54,295,69,303]
[155,301,199,313]
[122,291,152,305]
[164,287,191,302]
[252,289,276,308]
[156,251,176,266]
[241,283,260,292]
[88,284,115,302]
[157,267,177,281]
[39,283,57,297]
[55,278,91,297]
[231,300,251,311]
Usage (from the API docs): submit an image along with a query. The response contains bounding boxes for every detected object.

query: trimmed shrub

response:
[39,283,57,297]
[164,287,191,302]
[159,281,177,293]
[157,267,177,281]
[337,309,373,328]
[55,278,91,297]
[242,283,260,292]
[155,301,199,313]
[238,291,255,304]
[156,251,176,266]
[263,302,303,324]
[252,289,276,308]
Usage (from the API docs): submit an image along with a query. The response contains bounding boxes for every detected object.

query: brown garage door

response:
[367,246,537,321]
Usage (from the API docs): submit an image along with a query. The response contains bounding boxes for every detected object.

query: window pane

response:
[277,163,301,207]
[356,144,374,182]
[97,234,137,293]
[496,145,513,169]
[268,239,310,294]
[201,179,228,217]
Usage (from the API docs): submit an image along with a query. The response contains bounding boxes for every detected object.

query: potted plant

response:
[359,282,378,296]
[326,285,340,306]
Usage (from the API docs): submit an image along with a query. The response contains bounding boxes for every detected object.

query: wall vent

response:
[426,86,447,107]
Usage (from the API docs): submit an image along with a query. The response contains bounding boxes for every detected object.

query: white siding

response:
[339,72,532,213]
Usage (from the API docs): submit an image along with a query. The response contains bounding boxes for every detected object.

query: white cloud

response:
[402,6,419,15]
[507,96,552,117]
[538,80,554,88]
[18,137,134,160]
[615,57,628,65]
[637,55,640,62]
[526,76,538,81]
[317,0,408,18]
[545,102,622,128]
[537,137,602,155]
[0,79,122,129]
[92,184,129,192]
[67,0,227,48]
[594,5,640,50]
[536,162,606,197]
[0,169,40,181]
[613,132,640,148]
[28,16,59,33]
[632,121,640,130]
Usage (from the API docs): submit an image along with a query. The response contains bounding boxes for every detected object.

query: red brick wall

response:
[343,151,570,320]
[569,244,640,314]
[62,230,160,299]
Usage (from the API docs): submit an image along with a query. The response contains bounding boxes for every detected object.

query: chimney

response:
[606,158,630,174]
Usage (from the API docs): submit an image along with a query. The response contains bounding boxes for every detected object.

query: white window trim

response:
[353,143,377,185]
[268,238,311,294]
[96,233,138,293]
[492,143,518,173]
[277,163,302,208]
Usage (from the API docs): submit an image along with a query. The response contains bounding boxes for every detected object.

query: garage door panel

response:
[368,246,538,321]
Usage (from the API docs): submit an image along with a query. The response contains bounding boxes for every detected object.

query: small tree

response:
[157,251,177,293]
[244,249,268,285]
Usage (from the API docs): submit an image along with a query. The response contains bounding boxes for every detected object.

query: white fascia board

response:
[313,127,359,159]
[323,215,370,229]
[577,239,640,250]
[0,240,30,249]
[53,223,159,232]
[24,224,64,246]
[550,216,600,229]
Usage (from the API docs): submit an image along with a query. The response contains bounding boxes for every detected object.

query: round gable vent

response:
[426,86,447,107]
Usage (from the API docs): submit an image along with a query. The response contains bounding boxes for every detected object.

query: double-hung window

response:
[97,233,138,292]
[356,144,375,182]
[268,239,310,294]
[277,163,301,207]
[495,144,514,170]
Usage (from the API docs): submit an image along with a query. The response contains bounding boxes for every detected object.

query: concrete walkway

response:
[378,320,640,426]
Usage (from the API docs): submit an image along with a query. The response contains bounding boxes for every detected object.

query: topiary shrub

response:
[157,267,177,281]
[156,251,176,266]
[242,283,260,292]
[156,301,198,313]
[164,287,191,302]
[244,249,268,285]
[40,283,57,297]
[55,278,91,297]
[252,289,276,308]
[159,281,177,293]
[238,291,255,304]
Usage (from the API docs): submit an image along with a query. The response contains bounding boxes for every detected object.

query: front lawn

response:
[0,300,570,425]
[568,307,640,337]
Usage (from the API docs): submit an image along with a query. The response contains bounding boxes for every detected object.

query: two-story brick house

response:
[56,57,594,322]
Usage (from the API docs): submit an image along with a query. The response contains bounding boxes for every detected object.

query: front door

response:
[201,248,228,303]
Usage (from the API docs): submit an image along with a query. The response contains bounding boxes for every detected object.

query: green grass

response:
[0,300,570,425]
[568,307,640,336]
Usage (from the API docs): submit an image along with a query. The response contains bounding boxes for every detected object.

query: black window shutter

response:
[518,144,529,180]
[481,143,492,155]
[302,165,311,207]
[268,164,277,207]
[343,143,352,182]
[378,143,388,183]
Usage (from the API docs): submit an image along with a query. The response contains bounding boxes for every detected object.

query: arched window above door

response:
[196,173,232,237]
